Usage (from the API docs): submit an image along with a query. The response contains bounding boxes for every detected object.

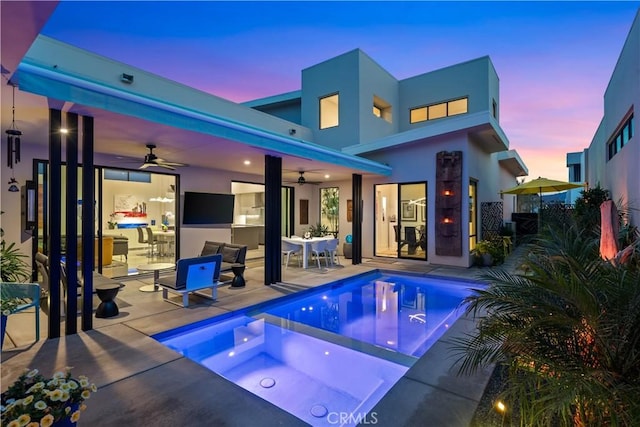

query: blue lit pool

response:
[155,271,481,426]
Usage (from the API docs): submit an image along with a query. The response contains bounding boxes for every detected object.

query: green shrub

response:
[455,226,640,426]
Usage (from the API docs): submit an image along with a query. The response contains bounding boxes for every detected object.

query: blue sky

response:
[41,1,640,181]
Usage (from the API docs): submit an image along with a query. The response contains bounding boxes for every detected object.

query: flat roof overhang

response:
[14,36,391,178]
[496,149,529,177]
[343,111,509,156]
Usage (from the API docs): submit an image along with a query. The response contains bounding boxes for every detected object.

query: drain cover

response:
[260,378,276,388]
[310,404,328,418]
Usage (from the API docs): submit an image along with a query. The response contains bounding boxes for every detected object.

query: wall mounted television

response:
[182,192,235,225]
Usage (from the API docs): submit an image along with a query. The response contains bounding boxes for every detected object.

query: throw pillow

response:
[201,242,222,256]
[221,247,240,263]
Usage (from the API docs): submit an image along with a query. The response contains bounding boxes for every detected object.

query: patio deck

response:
[1,250,527,426]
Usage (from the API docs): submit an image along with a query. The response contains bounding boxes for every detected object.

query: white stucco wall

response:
[585,10,640,226]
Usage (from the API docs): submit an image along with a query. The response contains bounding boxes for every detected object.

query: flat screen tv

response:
[183,192,235,225]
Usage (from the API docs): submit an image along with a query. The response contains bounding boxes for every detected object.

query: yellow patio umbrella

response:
[501,177,585,227]
[501,177,585,196]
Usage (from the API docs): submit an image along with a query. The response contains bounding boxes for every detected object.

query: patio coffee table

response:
[137,262,175,292]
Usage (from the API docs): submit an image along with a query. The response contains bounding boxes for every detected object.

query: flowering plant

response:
[1,367,97,427]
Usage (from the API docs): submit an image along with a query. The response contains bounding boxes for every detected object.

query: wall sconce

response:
[443,217,453,224]
[8,178,19,192]
[443,190,453,196]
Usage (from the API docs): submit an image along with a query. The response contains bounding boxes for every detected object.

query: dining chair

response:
[324,238,340,266]
[146,227,168,258]
[281,239,302,269]
[310,240,329,269]
[137,227,150,256]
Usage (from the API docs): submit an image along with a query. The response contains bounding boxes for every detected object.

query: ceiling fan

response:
[139,144,188,170]
[286,171,321,186]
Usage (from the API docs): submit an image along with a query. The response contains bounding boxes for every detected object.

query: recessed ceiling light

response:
[243,160,251,165]
[324,174,330,179]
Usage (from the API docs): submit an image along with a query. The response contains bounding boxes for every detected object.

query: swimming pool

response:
[155,270,481,426]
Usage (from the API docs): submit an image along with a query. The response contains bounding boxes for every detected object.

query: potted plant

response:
[1,367,97,426]
[107,213,118,230]
[309,222,329,237]
[472,240,497,267]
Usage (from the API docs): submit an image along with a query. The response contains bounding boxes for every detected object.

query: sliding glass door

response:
[374,182,427,260]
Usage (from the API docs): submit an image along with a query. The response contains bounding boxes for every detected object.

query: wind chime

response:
[6,84,21,192]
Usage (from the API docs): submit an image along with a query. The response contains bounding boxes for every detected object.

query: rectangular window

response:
[449,98,468,116]
[571,164,581,183]
[104,169,151,183]
[428,103,447,120]
[607,113,634,161]
[319,93,339,129]
[410,107,427,123]
[409,97,468,124]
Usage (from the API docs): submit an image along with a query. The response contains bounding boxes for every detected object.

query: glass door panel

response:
[374,184,397,258]
[398,182,426,260]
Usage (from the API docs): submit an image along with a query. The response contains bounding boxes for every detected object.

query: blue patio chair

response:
[0,282,41,342]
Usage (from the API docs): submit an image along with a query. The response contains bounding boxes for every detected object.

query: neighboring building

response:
[572,10,639,226]
[565,150,587,205]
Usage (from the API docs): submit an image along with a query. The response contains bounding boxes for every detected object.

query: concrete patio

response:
[1,251,526,426]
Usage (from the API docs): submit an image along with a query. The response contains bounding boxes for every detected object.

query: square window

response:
[372,95,392,123]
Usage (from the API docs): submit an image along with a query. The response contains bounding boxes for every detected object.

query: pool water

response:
[155,271,480,426]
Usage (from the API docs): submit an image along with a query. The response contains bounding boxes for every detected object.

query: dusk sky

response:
[41,1,640,182]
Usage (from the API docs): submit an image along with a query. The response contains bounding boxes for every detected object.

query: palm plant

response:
[454,226,640,426]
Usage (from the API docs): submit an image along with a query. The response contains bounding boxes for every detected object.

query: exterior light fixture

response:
[60,128,69,134]
[443,190,453,196]
[243,160,251,165]
[443,217,453,224]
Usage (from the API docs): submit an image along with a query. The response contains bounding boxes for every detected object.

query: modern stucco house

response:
[1,2,528,335]
[566,9,639,225]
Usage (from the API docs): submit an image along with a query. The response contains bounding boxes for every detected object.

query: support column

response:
[264,155,282,285]
[352,174,362,264]
[81,116,94,331]
[65,112,78,334]
[48,109,62,338]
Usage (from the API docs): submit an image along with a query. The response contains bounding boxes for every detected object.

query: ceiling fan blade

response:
[160,161,188,167]
[155,158,187,167]
[139,163,153,169]
[157,163,176,170]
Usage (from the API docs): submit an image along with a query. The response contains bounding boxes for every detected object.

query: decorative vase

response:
[1,314,7,349]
